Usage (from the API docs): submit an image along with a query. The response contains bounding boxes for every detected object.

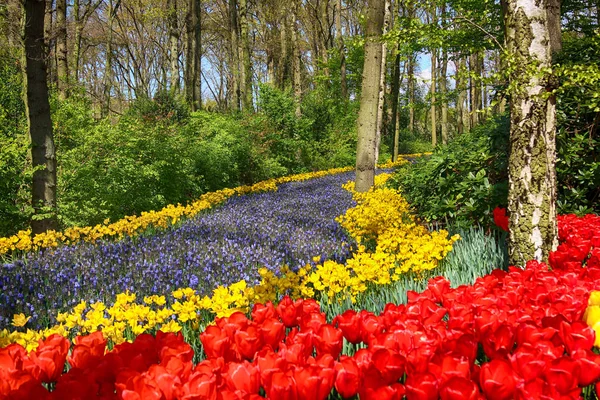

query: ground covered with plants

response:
[1,156,600,399]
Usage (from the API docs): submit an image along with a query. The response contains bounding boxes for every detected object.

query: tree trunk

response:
[24,0,57,233]
[239,0,252,111]
[101,0,115,117]
[56,0,67,99]
[440,48,448,144]
[469,52,480,127]
[504,0,558,266]
[431,48,437,147]
[229,0,240,110]
[336,0,347,99]
[547,0,562,57]
[408,53,415,133]
[455,56,468,134]
[185,0,202,110]
[391,42,402,161]
[44,0,54,84]
[374,0,391,166]
[355,0,384,192]
[291,2,302,117]
[167,0,180,92]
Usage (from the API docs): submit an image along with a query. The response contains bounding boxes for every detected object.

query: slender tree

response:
[24,0,57,233]
[355,0,384,192]
[56,0,68,99]
[335,0,347,99]
[504,0,558,265]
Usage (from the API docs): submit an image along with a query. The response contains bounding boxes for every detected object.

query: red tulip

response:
[251,301,277,324]
[276,296,300,328]
[28,334,70,383]
[314,324,343,359]
[260,318,285,351]
[571,348,600,386]
[479,359,517,400]
[264,370,297,400]
[293,364,335,400]
[372,348,405,385]
[181,371,218,400]
[481,324,515,360]
[334,356,360,399]
[493,207,509,231]
[224,361,260,395]
[405,372,439,400]
[119,373,163,400]
[544,356,580,395]
[200,325,235,361]
[234,324,263,361]
[558,320,595,353]
[334,310,362,344]
[146,364,181,400]
[439,376,480,400]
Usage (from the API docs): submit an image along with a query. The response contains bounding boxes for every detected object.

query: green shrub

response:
[554,32,600,214]
[390,115,509,228]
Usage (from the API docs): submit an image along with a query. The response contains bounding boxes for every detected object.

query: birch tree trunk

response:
[374,0,391,166]
[408,54,415,133]
[504,0,558,265]
[24,0,57,233]
[355,0,384,192]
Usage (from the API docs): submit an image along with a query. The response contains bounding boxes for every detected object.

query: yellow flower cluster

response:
[584,291,600,347]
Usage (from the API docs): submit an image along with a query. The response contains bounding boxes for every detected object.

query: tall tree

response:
[430,48,437,147]
[24,0,57,233]
[229,0,240,110]
[504,0,558,265]
[355,0,384,192]
[291,0,302,117]
[374,0,391,166]
[56,0,68,99]
[185,0,202,110]
[335,0,347,99]
[167,0,180,92]
[239,0,252,110]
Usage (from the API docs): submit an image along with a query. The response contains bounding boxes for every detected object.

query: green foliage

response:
[56,100,204,227]
[0,49,30,236]
[127,90,190,123]
[554,32,600,214]
[392,129,433,155]
[391,115,509,228]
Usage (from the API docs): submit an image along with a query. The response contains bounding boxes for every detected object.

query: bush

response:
[390,115,509,228]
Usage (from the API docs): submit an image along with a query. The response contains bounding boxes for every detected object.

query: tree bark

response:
[185,0,202,110]
[390,41,402,161]
[167,0,180,92]
[440,49,448,144]
[547,0,562,57]
[335,0,347,99]
[469,52,480,127]
[355,0,384,192]
[101,0,115,117]
[407,53,415,133]
[239,0,252,111]
[229,0,240,110]
[431,48,437,147]
[374,0,390,166]
[291,1,302,117]
[24,0,58,233]
[504,0,558,266]
[56,0,68,99]
[455,56,469,134]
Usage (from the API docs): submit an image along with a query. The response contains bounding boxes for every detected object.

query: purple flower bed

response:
[0,172,357,329]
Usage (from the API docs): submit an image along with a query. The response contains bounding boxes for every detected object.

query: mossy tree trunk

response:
[24,0,58,234]
[355,0,384,192]
[504,0,558,266]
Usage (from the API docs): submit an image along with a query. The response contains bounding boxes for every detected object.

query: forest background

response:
[0,0,598,238]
